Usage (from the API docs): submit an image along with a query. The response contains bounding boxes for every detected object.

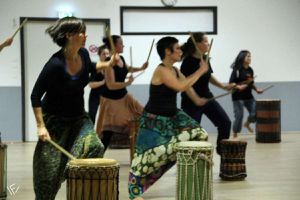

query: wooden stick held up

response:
[46,138,76,160]
[205,38,214,63]
[189,32,203,59]
[133,39,155,79]
[146,39,155,62]
[105,26,115,54]
[12,18,28,38]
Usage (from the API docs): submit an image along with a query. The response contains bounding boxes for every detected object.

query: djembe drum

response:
[256,99,281,143]
[219,139,247,181]
[0,143,7,199]
[65,158,119,200]
[176,141,213,200]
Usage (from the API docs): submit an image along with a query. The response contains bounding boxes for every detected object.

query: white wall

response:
[0,0,300,86]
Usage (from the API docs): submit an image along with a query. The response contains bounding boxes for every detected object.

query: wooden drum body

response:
[0,144,7,199]
[176,141,213,200]
[256,99,281,143]
[220,139,247,181]
[65,158,119,200]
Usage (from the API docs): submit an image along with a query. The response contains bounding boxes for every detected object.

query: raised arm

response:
[127,61,149,73]
[210,74,235,90]
[0,37,13,52]
[158,59,208,92]
[105,66,133,90]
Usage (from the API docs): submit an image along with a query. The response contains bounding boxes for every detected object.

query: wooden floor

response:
[3,132,300,200]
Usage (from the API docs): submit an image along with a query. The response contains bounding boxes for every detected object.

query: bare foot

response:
[243,121,253,133]
[233,132,238,138]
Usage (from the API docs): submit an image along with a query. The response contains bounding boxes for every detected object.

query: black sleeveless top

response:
[144,65,179,117]
[101,56,129,99]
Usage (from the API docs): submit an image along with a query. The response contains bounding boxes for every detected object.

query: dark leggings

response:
[182,100,231,155]
[101,131,113,151]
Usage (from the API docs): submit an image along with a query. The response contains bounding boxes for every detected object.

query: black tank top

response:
[101,56,128,99]
[144,65,179,116]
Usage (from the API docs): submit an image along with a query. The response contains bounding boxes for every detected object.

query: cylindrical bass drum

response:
[256,99,281,143]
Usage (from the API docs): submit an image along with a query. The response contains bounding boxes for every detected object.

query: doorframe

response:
[20,17,110,141]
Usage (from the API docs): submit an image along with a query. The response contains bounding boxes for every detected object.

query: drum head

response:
[68,158,118,167]
[177,141,213,148]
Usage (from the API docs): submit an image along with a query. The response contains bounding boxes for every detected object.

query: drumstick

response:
[130,46,133,67]
[12,18,28,38]
[105,26,115,54]
[46,138,76,160]
[189,32,203,60]
[262,84,274,92]
[133,70,145,79]
[207,90,234,102]
[146,38,155,62]
[205,38,213,63]
[132,39,155,79]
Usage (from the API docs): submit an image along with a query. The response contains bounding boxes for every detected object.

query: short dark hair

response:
[156,36,178,60]
[46,17,86,47]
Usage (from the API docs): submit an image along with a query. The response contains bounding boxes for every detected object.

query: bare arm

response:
[105,67,133,90]
[33,107,50,141]
[0,37,13,52]
[210,75,235,90]
[185,87,207,106]
[89,80,105,89]
[95,53,119,72]
[127,62,149,73]
[157,59,208,92]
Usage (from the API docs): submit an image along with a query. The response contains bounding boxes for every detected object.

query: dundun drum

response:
[0,143,7,199]
[219,139,247,181]
[256,99,281,143]
[65,158,119,200]
[176,141,213,200]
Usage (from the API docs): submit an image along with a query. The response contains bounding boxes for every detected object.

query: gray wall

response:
[0,87,22,141]
[0,82,298,141]
[128,82,299,134]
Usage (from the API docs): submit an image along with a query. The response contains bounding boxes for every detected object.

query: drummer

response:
[30,17,116,199]
[128,36,208,200]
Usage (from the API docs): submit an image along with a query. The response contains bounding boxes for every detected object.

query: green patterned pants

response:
[33,113,104,200]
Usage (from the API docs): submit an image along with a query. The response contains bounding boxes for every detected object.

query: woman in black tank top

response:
[129,36,209,200]
[95,35,148,152]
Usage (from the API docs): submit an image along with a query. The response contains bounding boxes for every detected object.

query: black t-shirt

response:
[101,56,128,99]
[180,55,213,109]
[89,62,104,98]
[229,66,254,100]
[31,48,93,117]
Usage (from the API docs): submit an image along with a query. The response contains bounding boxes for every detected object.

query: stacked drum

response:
[256,99,281,143]
[219,139,247,181]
